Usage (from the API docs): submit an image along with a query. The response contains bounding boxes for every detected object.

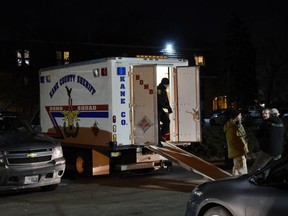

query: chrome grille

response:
[5,148,53,165]
[7,156,52,164]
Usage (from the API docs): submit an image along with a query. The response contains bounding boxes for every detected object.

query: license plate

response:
[24,175,39,184]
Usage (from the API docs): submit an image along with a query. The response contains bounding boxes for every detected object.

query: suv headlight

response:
[53,146,63,159]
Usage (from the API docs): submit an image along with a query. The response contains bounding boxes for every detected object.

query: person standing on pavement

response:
[157,78,172,146]
[271,108,280,117]
[272,107,288,156]
[250,108,285,173]
[224,109,249,176]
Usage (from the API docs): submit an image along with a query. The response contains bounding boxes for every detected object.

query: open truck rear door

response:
[172,66,201,143]
[130,64,159,145]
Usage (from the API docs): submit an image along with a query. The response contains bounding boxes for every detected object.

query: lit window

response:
[17,49,30,67]
[63,51,69,64]
[56,51,70,65]
[194,55,205,66]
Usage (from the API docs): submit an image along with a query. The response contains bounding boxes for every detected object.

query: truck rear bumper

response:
[0,159,66,191]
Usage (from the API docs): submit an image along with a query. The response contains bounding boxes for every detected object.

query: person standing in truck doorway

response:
[224,109,249,175]
[157,77,173,147]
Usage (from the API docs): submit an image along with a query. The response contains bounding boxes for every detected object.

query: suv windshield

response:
[0,115,32,133]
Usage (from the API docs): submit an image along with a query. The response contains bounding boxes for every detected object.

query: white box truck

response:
[39,57,201,176]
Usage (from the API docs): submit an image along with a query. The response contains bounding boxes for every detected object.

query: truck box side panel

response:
[110,60,132,145]
[39,61,113,147]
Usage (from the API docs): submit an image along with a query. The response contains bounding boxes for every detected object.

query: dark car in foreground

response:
[185,156,288,216]
[0,111,66,192]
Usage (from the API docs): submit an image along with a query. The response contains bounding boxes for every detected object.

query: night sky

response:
[1,0,288,52]
[1,0,288,111]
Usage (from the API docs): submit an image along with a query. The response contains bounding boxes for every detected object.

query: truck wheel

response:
[76,154,85,174]
[62,150,77,179]
[74,151,92,177]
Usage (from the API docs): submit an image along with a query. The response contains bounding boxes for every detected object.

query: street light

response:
[165,43,174,53]
[161,43,176,57]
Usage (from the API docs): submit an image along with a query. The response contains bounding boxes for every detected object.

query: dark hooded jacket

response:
[157,83,172,113]
[257,116,285,156]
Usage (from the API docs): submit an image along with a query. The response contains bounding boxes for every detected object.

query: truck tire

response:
[74,151,92,177]
[62,150,76,179]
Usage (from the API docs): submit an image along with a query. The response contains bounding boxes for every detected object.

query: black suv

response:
[0,111,65,192]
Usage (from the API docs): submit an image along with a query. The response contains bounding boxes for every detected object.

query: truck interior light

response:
[117,67,126,75]
[46,75,51,82]
[101,68,107,76]
[93,68,100,77]
[111,151,121,157]
[113,134,117,142]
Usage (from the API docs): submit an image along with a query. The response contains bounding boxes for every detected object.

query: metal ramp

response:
[147,141,232,181]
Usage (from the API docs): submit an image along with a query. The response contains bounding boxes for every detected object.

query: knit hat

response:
[228,109,240,119]
[161,78,170,85]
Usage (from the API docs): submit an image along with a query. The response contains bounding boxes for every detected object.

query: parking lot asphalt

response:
[0,165,209,216]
